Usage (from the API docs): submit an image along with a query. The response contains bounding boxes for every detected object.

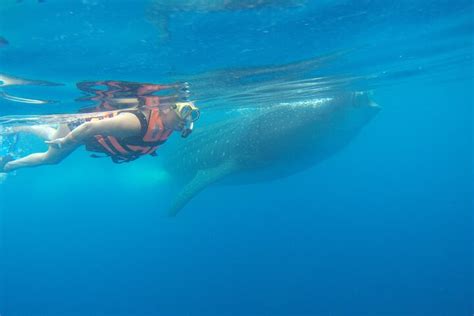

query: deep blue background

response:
[0,0,472,315]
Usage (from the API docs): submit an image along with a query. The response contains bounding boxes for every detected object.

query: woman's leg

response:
[6,125,57,141]
[3,124,80,172]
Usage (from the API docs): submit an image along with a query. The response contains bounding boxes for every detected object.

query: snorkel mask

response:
[172,102,200,138]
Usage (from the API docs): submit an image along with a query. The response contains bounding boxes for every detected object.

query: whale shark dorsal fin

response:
[168,160,237,217]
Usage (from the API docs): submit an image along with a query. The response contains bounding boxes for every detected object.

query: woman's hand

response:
[45,137,68,149]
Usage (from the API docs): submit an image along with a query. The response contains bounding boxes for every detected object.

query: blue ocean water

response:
[0,0,472,315]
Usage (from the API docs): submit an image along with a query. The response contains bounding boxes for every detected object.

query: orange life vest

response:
[74,80,178,163]
[85,107,173,163]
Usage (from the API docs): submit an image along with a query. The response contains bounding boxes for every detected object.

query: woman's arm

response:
[47,112,142,148]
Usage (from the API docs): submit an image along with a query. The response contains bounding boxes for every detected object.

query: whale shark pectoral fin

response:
[168,161,238,217]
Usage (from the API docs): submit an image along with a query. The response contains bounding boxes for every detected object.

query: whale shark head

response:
[222,92,380,174]
[163,91,380,215]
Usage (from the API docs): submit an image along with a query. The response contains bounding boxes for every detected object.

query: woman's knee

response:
[44,146,77,165]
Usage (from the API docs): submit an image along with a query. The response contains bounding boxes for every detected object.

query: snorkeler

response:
[0,98,200,173]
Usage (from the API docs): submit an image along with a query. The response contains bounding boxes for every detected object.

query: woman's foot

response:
[0,155,13,173]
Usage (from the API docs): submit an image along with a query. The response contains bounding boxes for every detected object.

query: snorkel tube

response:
[181,120,194,138]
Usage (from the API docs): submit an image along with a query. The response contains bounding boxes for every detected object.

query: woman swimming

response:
[0,96,199,173]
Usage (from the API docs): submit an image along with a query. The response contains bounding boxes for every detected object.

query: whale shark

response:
[161,91,379,215]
